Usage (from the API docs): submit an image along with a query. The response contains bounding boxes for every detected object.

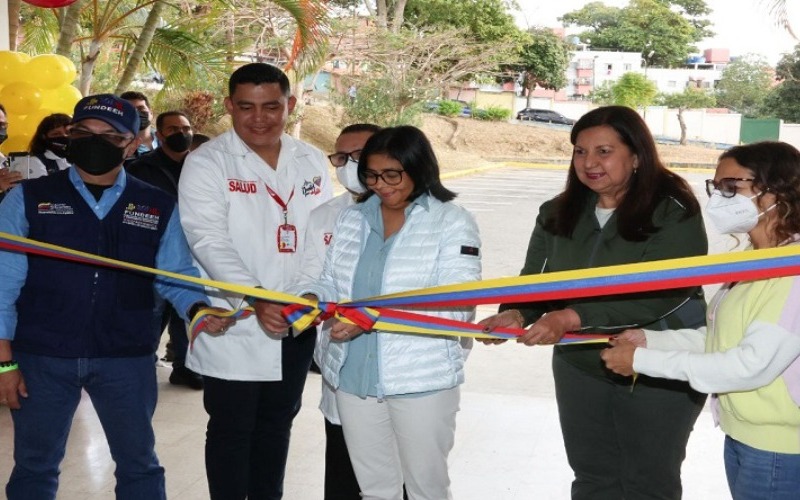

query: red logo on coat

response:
[228,179,258,194]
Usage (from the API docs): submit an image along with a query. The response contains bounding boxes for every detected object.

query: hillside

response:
[299,102,724,173]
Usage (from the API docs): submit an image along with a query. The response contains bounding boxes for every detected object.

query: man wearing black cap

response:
[0,94,233,499]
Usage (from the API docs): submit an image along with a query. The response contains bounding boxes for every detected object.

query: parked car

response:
[516,108,575,125]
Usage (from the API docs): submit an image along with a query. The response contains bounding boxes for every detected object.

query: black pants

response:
[553,352,706,500]
[324,418,361,500]
[202,329,315,500]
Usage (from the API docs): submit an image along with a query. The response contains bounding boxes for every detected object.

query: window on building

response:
[668,81,677,88]
[624,63,632,71]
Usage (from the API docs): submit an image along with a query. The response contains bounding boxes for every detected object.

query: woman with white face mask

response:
[602,141,800,500]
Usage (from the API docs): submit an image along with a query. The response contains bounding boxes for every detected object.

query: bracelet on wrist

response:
[508,309,526,327]
[0,360,19,374]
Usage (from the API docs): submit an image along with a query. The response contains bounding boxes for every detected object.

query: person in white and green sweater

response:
[602,141,800,500]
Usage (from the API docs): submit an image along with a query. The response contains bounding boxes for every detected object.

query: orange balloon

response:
[0,82,43,115]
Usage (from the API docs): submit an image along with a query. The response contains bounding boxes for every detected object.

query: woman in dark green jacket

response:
[481,105,708,500]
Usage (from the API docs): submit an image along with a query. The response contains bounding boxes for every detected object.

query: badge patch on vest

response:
[460,245,479,256]
[324,232,333,245]
[122,203,161,231]
[228,179,258,194]
[302,176,322,196]
[37,202,74,215]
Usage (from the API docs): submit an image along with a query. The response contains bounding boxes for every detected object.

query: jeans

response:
[724,435,800,500]
[202,327,315,500]
[6,352,165,500]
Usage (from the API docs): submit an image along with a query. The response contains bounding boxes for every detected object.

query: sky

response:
[512,0,799,65]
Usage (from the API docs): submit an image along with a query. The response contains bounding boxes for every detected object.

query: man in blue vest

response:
[0,94,233,500]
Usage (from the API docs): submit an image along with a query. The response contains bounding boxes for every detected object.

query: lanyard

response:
[265,184,295,224]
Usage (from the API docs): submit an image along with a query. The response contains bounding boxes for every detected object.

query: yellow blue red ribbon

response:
[4,230,800,345]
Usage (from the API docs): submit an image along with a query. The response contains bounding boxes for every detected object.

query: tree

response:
[609,72,657,109]
[329,0,409,32]
[762,46,800,123]
[715,54,774,118]
[518,28,571,107]
[404,0,521,42]
[560,0,712,67]
[658,88,716,145]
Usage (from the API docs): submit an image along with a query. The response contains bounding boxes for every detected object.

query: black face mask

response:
[138,110,151,131]
[0,131,7,145]
[46,138,69,158]
[164,132,192,153]
[66,135,127,176]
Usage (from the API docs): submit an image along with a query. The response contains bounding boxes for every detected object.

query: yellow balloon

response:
[0,82,43,115]
[23,54,78,90]
[1,135,32,156]
[16,108,57,137]
[0,51,31,86]
[40,85,82,115]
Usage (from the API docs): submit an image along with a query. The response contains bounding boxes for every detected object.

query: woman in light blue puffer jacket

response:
[298,125,481,500]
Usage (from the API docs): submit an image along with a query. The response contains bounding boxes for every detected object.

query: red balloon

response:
[22,0,78,7]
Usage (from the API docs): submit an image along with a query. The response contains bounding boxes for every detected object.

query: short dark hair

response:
[719,141,800,244]
[340,123,381,136]
[119,91,150,107]
[357,125,456,203]
[191,133,211,150]
[28,113,72,156]
[156,111,190,131]
[228,63,290,97]
[547,105,699,241]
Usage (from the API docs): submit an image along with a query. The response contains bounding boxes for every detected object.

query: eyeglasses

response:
[705,177,755,198]
[68,128,134,148]
[328,149,362,167]
[361,169,405,186]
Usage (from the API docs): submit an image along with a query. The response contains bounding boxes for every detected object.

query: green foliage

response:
[716,55,774,118]
[762,46,800,123]
[609,72,658,109]
[589,81,615,105]
[658,87,716,110]
[404,0,522,43]
[560,0,711,67]
[473,106,511,121]
[334,74,425,127]
[518,28,571,92]
[437,100,464,117]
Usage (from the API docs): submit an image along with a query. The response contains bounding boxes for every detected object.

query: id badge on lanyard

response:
[266,184,297,253]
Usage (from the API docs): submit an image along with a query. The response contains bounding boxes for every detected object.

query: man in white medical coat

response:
[178,63,332,500]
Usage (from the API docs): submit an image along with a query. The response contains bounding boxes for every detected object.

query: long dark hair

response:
[357,125,456,203]
[720,141,800,244]
[546,106,699,241]
[28,113,71,157]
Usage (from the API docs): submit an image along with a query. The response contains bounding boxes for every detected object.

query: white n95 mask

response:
[336,159,366,194]
[705,190,774,234]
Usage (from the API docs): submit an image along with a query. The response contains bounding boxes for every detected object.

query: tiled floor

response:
[0,309,730,499]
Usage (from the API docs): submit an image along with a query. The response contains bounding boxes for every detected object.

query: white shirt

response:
[298,192,357,423]
[179,129,332,380]
[29,151,72,178]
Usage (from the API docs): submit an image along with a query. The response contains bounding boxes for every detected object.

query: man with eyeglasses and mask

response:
[127,111,202,389]
[0,93,233,499]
